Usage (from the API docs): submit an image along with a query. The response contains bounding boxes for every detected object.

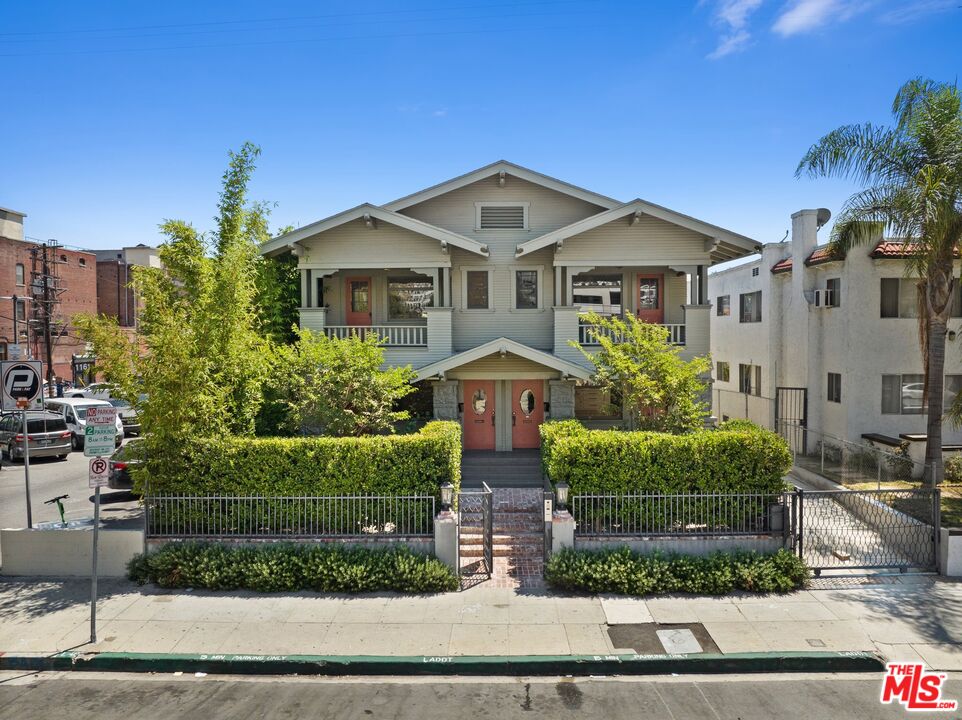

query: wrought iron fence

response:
[781,422,927,488]
[571,491,789,537]
[144,494,436,539]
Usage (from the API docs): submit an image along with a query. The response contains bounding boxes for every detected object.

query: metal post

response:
[877,450,882,491]
[91,484,101,644]
[820,440,825,474]
[934,488,942,571]
[22,407,33,528]
[796,489,804,560]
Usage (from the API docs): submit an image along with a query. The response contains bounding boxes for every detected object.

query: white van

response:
[44,398,124,452]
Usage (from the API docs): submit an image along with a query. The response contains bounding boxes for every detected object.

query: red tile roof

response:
[770,245,844,274]
[771,257,792,274]
[870,240,960,258]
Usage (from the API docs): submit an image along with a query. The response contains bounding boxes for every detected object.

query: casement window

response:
[716,361,730,382]
[475,202,528,230]
[738,364,762,396]
[827,372,841,403]
[387,276,434,320]
[15,263,24,286]
[881,374,925,414]
[464,269,491,310]
[514,269,540,310]
[825,278,841,307]
[739,291,762,323]
[716,295,730,316]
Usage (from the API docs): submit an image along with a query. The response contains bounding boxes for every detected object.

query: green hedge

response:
[142,420,461,498]
[129,542,459,593]
[545,547,809,595]
[540,420,790,495]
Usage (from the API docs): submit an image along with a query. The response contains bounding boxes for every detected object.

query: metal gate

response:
[457,482,493,578]
[795,488,940,574]
[775,386,807,452]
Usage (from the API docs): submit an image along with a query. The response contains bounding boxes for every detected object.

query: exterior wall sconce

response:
[555,482,569,510]
[440,482,454,511]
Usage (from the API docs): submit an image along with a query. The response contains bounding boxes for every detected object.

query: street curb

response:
[0,650,886,676]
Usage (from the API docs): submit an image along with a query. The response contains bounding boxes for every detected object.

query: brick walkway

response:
[459,488,545,590]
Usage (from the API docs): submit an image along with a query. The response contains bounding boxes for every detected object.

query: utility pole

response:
[41,246,53,395]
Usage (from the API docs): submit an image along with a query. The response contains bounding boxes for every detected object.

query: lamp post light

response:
[556,482,569,511]
[440,482,454,511]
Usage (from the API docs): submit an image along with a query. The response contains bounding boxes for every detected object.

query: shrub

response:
[129,542,459,593]
[945,454,962,484]
[140,420,461,499]
[716,418,763,432]
[545,547,809,595]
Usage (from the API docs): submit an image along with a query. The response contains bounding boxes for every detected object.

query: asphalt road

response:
[1,672,955,719]
[0,446,141,562]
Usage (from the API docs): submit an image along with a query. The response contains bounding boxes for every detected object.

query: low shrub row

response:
[140,420,462,499]
[129,542,459,593]
[545,547,809,595]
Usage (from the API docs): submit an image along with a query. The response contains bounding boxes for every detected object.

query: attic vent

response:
[477,202,527,230]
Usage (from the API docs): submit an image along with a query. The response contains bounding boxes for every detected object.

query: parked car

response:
[107,398,141,436]
[108,438,143,490]
[0,411,72,461]
[43,398,124,451]
[65,382,114,400]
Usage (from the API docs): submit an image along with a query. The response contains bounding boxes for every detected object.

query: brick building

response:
[0,207,98,380]
[95,244,161,328]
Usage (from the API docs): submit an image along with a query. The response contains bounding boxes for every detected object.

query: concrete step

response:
[460,517,544,533]
[459,541,545,558]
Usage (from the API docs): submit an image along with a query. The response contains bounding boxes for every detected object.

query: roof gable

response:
[413,337,592,381]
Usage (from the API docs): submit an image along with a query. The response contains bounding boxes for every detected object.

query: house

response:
[260,161,757,450]
[709,207,962,456]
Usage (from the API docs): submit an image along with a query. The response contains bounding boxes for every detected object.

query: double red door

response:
[462,380,544,450]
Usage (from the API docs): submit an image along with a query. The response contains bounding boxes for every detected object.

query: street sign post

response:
[85,406,116,645]
[2,360,44,528]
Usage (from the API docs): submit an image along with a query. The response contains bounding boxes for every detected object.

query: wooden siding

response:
[557,214,711,266]
[398,175,606,239]
[300,218,449,267]
[446,352,563,379]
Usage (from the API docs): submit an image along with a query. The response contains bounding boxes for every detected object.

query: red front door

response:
[511,380,544,449]
[345,277,372,326]
[463,380,496,450]
[637,274,664,324]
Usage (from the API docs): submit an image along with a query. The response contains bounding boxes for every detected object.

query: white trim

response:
[382,160,620,212]
[475,201,529,231]
[509,264,545,311]
[460,265,494,311]
[413,336,592,381]
[260,204,488,257]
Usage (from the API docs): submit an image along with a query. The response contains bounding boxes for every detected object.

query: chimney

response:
[791,208,829,260]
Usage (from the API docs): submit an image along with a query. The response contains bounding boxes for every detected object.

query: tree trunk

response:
[925,317,946,487]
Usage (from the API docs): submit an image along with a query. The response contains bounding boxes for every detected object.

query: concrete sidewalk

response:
[0,575,959,671]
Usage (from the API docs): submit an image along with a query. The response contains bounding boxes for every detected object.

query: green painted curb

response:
[0,650,886,676]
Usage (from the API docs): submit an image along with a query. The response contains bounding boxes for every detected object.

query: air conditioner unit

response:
[814,289,836,308]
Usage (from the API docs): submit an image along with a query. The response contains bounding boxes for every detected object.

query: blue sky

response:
[1,0,959,253]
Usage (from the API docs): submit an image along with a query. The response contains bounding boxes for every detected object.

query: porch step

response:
[459,532,544,558]
[460,514,544,533]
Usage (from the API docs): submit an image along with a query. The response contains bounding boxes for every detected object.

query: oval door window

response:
[471,388,487,415]
[519,388,536,417]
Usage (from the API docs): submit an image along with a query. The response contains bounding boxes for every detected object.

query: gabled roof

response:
[413,337,592,382]
[259,204,488,257]
[382,160,622,213]
[514,199,758,263]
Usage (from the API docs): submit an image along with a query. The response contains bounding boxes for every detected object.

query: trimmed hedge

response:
[129,542,459,593]
[540,420,791,495]
[142,420,461,498]
[545,547,809,595]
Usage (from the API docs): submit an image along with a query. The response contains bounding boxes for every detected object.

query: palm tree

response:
[797,78,962,486]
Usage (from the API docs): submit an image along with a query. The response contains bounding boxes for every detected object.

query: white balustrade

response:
[323,325,428,347]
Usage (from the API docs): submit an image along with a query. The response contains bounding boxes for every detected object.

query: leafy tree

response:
[255,224,300,345]
[269,328,417,436]
[797,78,962,485]
[574,312,711,433]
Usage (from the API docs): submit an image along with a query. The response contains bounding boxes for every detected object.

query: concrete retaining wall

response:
[0,528,144,577]
[576,535,784,555]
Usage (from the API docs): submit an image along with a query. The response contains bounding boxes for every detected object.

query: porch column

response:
[432,380,459,420]
[565,266,595,307]
[698,265,707,305]
[443,267,452,307]
[300,269,309,308]
[549,379,576,419]
[554,266,562,306]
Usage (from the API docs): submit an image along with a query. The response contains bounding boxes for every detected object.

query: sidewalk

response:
[1,574,960,672]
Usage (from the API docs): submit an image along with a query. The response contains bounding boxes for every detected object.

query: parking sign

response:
[1,360,43,411]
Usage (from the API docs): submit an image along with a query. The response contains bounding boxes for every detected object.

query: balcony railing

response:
[578,322,686,346]
[323,325,427,347]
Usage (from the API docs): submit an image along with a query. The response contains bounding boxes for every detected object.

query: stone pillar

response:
[432,380,459,420]
[552,510,575,554]
[940,528,962,577]
[549,379,576,419]
[434,510,458,571]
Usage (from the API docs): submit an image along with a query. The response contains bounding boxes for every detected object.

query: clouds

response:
[706,0,764,59]
[772,0,865,37]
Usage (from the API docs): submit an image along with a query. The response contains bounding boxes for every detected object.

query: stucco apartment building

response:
[261,161,757,450]
[709,207,962,452]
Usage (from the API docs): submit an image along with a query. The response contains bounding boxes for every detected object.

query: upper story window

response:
[739,363,761,396]
[716,295,730,316]
[476,202,528,230]
[465,270,490,310]
[825,277,841,307]
[79,257,87,268]
[388,276,434,320]
[15,263,24,286]
[751,267,760,277]
[880,278,918,318]
[827,372,841,403]
[739,291,762,323]
[15,299,26,322]
[514,269,540,310]
[716,361,730,382]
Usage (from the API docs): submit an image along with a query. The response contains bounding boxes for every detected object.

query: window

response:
[465,270,490,310]
[387,276,434,320]
[476,202,528,230]
[738,364,762,396]
[79,257,87,268]
[716,295,730,316]
[739,291,762,323]
[60,254,67,264]
[826,278,841,307]
[15,299,26,322]
[827,372,841,403]
[716,361,730,382]
[880,278,919,318]
[882,374,925,414]
[515,270,538,309]
[0,343,6,362]
[15,263,24,286]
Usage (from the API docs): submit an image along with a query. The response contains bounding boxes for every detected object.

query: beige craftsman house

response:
[261,161,757,450]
